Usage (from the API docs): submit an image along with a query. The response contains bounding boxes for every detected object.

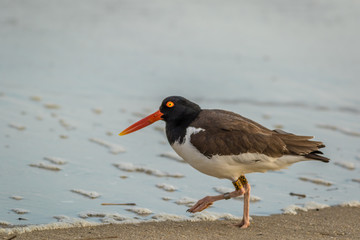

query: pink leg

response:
[187,176,251,229]
[235,183,251,228]
[187,187,246,213]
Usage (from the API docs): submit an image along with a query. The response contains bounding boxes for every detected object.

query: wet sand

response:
[2,206,359,240]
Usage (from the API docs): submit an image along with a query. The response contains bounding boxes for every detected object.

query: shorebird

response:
[119,96,329,228]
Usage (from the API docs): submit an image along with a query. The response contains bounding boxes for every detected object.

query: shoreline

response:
[1,205,359,240]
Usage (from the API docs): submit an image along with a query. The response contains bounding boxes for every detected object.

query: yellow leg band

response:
[232,175,248,191]
[232,178,243,190]
[239,175,248,185]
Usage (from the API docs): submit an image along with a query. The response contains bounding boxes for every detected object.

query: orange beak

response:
[119,110,164,136]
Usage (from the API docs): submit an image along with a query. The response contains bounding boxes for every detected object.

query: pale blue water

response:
[1,0,360,227]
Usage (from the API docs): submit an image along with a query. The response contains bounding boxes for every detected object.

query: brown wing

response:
[190,110,328,162]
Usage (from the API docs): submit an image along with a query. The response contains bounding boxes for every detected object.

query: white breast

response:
[171,127,307,181]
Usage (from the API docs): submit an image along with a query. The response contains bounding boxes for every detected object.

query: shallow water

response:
[1,0,360,228]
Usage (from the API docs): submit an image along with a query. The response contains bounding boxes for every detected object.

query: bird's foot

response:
[187,196,214,213]
[234,219,250,229]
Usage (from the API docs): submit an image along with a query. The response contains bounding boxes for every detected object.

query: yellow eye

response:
[166,101,174,108]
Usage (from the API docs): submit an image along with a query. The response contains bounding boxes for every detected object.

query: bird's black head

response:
[119,96,201,137]
[159,96,201,125]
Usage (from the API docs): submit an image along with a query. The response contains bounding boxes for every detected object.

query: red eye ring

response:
[166,101,174,108]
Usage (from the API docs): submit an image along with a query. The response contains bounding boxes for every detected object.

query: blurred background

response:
[1,0,359,227]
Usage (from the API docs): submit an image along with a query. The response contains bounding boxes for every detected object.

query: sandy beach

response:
[2,205,359,240]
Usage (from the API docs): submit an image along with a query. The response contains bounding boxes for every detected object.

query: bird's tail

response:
[304,151,330,162]
[273,129,330,163]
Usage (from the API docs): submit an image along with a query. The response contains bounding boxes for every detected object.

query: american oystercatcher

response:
[119,96,329,228]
